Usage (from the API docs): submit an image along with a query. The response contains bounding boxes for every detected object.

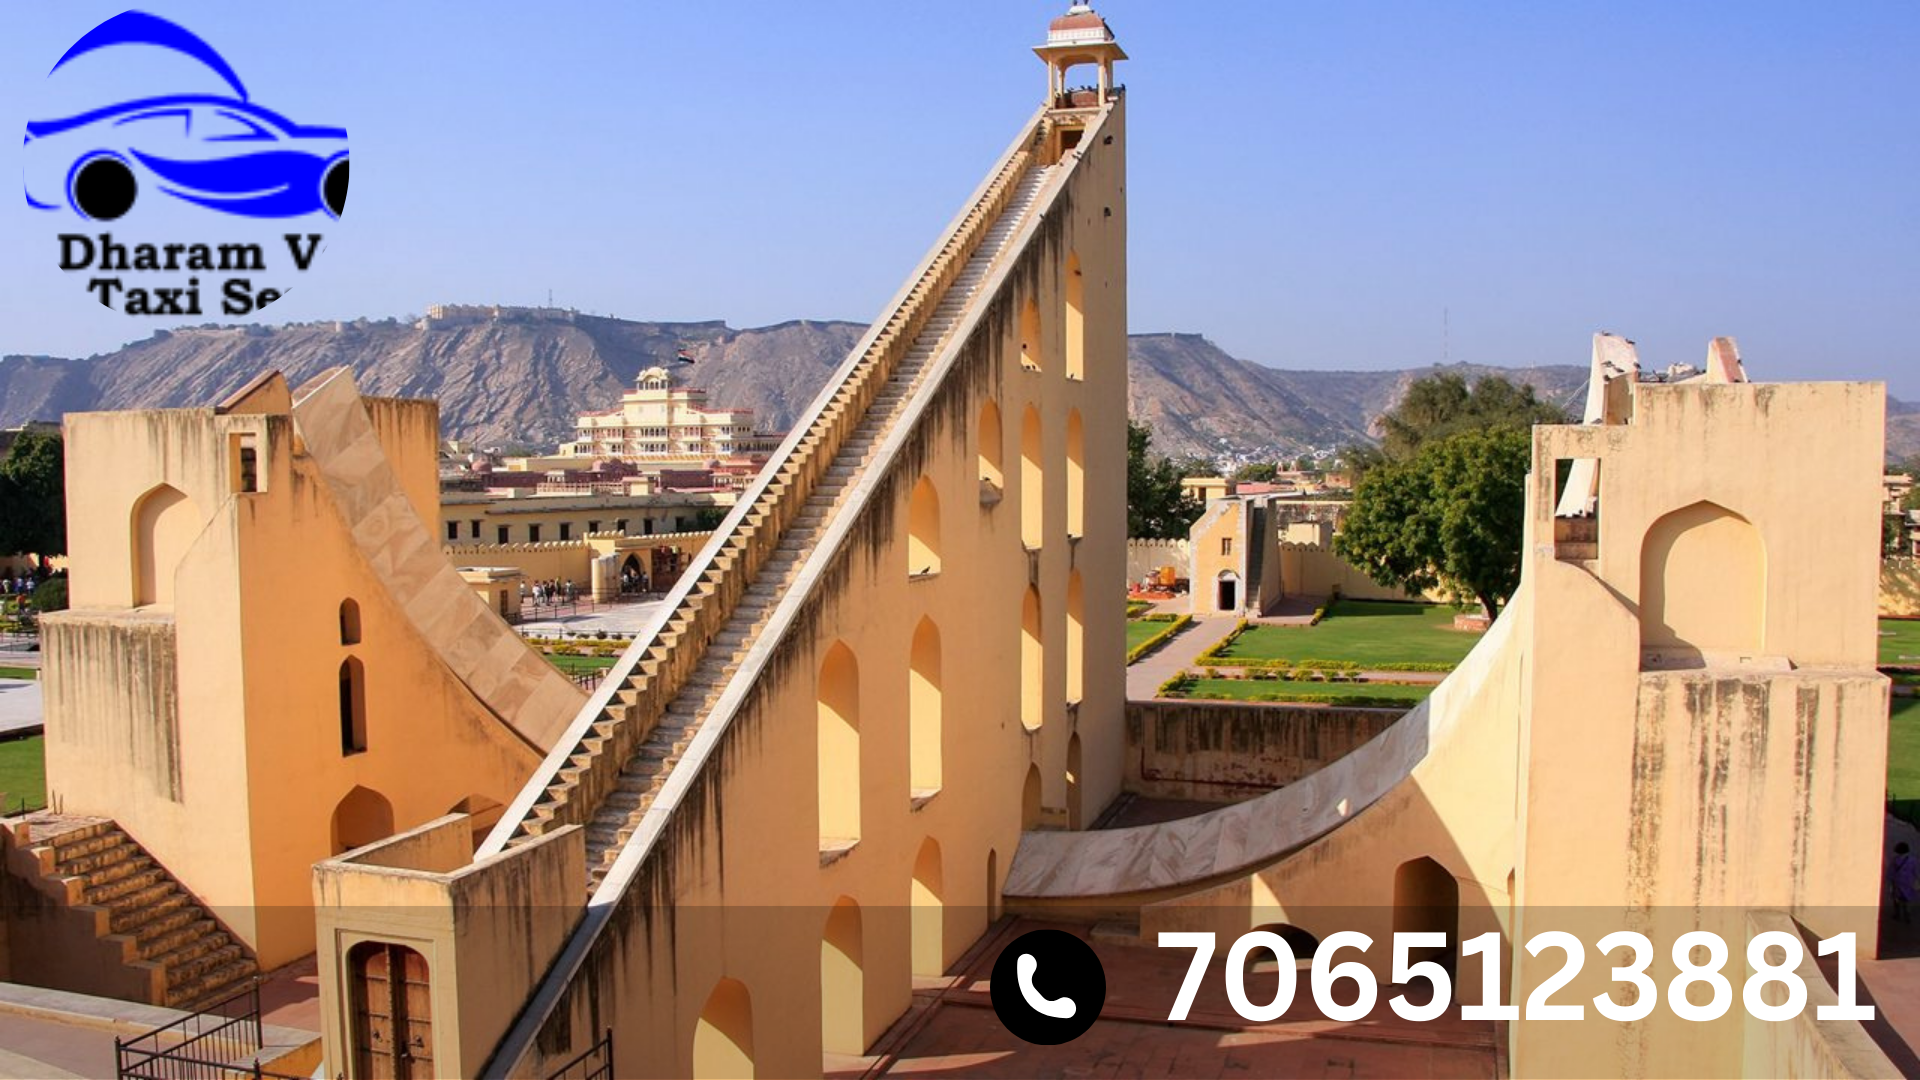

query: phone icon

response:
[1017,952,1076,1019]
[990,928,1105,1044]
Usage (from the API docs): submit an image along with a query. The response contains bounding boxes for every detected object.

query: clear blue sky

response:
[3,3,1915,395]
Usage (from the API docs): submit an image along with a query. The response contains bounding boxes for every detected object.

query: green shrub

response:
[1156,670,1196,697]
[1126,614,1193,664]
[29,577,66,613]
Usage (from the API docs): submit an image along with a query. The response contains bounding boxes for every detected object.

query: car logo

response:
[24,11,348,221]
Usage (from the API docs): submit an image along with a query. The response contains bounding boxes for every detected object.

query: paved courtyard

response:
[0,679,41,736]
[515,597,669,638]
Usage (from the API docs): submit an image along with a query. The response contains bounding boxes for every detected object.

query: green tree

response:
[0,432,65,561]
[1127,421,1204,539]
[1232,461,1279,484]
[1335,427,1531,618]
[1378,372,1567,461]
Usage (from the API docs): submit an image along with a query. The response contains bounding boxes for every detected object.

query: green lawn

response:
[0,737,46,813]
[1215,600,1482,670]
[545,653,619,677]
[0,666,35,681]
[1882,619,1920,666]
[1127,621,1168,651]
[1891,699,1920,825]
[1170,678,1432,706]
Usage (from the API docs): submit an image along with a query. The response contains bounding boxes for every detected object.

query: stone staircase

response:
[9,815,257,1009]
[573,164,1054,889]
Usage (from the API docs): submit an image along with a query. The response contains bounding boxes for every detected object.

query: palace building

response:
[561,365,784,463]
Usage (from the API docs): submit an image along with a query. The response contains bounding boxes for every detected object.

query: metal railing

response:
[543,1028,613,1080]
[115,979,304,1080]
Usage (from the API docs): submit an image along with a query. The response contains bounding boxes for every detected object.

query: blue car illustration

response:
[23,12,347,221]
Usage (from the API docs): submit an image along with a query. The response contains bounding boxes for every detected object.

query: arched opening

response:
[619,553,645,595]
[911,839,944,977]
[1066,409,1086,538]
[1021,763,1043,831]
[1021,586,1043,731]
[1019,296,1042,373]
[1241,923,1321,978]
[820,897,865,1055]
[693,977,754,1079]
[1639,501,1765,663]
[1216,570,1240,614]
[348,941,432,1079]
[977,399,1004,492]
[331,786,394,855]
[1020,406,1043,549]
[909,618,942,796]
[1066,733,1084,830]
[985,849,1000,924]
[1065,251,1085,381]
[907,477,941,577]
[1065,571,1085,704]
[1393,857,1459,974]
[448,795,504,851]
[817,642,861,848]
[130,484,197,607]
[339,598,362,645]
[338,657,368,755]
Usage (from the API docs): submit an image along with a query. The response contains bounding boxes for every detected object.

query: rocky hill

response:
[2,311,1908,462]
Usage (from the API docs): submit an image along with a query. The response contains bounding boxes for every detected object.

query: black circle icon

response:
[988,929,1106,1045]
[72,155,136,220]
[323,158,349,218]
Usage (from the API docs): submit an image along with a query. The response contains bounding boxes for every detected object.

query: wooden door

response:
[349,941,433,1079]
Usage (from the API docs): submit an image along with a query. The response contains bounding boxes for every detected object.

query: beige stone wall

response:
[443,542,592,586]
[1511,379,1887,1079]
[43,378,567,969]
[313,817,584,1080]
[1123,701,1399,802]
[1883,557,1920,619]
[1189,500,1244,616]
[1123,538,1186,588]
[1278,542,1428,603]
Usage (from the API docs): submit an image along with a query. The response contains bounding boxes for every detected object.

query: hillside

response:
[2,312,1907,462]
[0,315,868,449]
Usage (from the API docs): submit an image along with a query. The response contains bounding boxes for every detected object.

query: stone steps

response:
[11,815,260,1010]
[574,164,1055,892]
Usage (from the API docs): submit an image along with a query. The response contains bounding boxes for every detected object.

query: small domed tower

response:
[1035,3,1126,109]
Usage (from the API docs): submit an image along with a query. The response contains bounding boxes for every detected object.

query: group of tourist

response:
[0,570,46,599]
[523,579,578,607]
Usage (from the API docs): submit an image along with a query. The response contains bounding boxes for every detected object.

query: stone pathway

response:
[0,678,42,736]
[1125,616,1238,701]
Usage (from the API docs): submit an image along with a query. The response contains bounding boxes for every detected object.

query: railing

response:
[115,979,303,1080]
[543,1028,612,1080]
[487,111,1045,852]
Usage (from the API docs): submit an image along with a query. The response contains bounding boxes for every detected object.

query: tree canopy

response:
[1334,426,1531,618]
[1127,421,1205,539]
[0,431,65,560]
[1377,372,1567,462]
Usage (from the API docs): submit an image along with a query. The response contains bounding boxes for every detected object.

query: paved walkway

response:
[1124,615,1238,701]
[516,597,667,638]
[0,678,41,736]
[0,978,318,1080]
